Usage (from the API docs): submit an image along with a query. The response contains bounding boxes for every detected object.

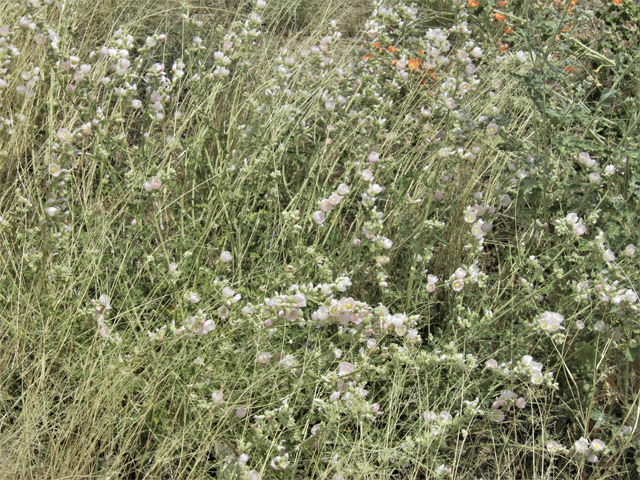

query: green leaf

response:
[598,90,619,107]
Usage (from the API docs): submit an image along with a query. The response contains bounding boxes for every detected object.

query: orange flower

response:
[565,66,575,72]
[391,59,398,66]
[468,0,479,6]
[498,0,507,5]
[500,43,509,51]
[363,52,371,60]
[613,0,621,4]
[503,26,514,34]
[494,13,506,21]
[388,46,397,52]
[418,49,424,54]
[407,58,423,70]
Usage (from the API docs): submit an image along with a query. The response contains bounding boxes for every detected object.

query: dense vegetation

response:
[0,0,639,478]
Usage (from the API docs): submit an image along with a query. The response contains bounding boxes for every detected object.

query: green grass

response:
[0,0,639,478]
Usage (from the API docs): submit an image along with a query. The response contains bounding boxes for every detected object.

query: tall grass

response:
[0,0,639,478]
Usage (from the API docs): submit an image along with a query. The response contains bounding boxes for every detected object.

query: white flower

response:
[589,172,601,183]
[538,311,565,333]
[464,211,477,223]
[257,352,272,364]
[439,411,452,422]
[486,359,498,368]
[547,441,561,454]
[370,183,383,194]
[624,244,636,256]
[220,251,233,262]
[279,354,295,367]
[490,409,505,422]
[531,371,543,385]
[48,163,62,177]
[57,128,71,142]
[381,238,393,249]
[361,169,374,181]
[574,437,589,454]
[603,249,616,262]
[573,223,586,236]
[189,292,201,303]
[578,152,590,164]
[603,165,615,176]
[338,362,353,375]
[312,210,326,225]
[337,183,350,195]
[211,390,224,405]
[242,303,254,316]
[451,279,464,292]
[565,212,578,225]
[590,439,605,452]
[98,294,111,307]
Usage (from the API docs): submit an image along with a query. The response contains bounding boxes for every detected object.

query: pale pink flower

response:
[236,407,247,419]
[211,390,224,405]
[451,279,464,292]
[337,183,349,195]
[338,362,353,375]
[312,211,326,225]
[220,251,233,262]
[48,163,61,177]
[257,352,272,364]
[279,354,295,367]
[490,409,505,422]
[57,128,71,142]
[516,397,526,409]
[361,169,374,182]
[328,193,343,205]
[320,198,334,211]
[189,292,201,303]
[574,437,589,454]
[247,471,261,480]
[573,223,586,236]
